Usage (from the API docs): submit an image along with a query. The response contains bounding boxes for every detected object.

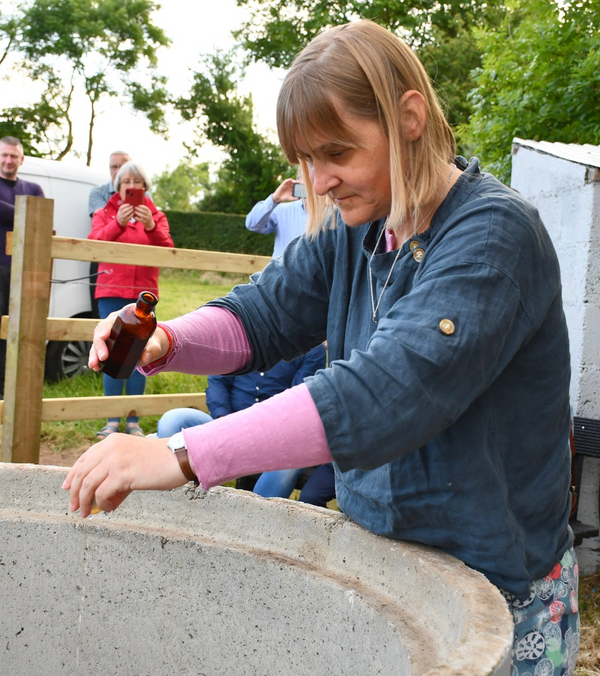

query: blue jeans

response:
[98,297,147,424]
[298,463,335,507]
[157,407,213,437]
[155,408,336,507]
[255,464,336,507]
[253,469,304,498]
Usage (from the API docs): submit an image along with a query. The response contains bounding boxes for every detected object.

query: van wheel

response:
[45,340,93,382]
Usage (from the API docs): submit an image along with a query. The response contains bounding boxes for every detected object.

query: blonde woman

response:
[69,22,577,673]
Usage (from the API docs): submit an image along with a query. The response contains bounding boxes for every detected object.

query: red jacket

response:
[89,192,174,299]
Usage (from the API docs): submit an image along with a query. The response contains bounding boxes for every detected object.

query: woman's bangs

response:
[278,75,357,163]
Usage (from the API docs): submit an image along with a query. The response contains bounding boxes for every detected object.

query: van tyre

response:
[45,340,93,382]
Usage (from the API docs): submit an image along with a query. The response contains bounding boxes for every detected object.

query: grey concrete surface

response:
[0,464,513,675]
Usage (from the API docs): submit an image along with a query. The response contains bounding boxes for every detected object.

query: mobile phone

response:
[125,188,145,207]
[292,183,307,199]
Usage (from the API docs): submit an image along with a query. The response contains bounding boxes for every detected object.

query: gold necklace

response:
[369,165,457,324]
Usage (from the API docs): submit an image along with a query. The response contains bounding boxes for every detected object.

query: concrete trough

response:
[0,464,513,674]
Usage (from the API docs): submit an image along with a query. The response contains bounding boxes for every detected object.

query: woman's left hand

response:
[62,434,190,518]
[134,205,155,230]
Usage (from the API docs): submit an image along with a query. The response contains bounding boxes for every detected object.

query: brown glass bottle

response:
[100,291,158,380]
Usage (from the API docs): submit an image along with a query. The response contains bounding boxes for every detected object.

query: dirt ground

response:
[39,442,86,468]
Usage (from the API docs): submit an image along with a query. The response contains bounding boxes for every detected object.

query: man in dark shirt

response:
[0,137,45,396]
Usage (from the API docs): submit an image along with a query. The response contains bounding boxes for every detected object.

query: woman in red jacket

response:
[89,161,174,438]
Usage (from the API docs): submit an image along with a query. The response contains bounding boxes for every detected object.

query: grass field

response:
[40,269,248,448]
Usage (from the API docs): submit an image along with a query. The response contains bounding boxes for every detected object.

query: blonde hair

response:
[277,20,455,236]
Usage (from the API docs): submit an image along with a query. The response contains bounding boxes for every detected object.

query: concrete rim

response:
[1,463,513,675]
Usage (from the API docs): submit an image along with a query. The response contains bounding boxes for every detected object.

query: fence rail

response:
[0,195,270,464]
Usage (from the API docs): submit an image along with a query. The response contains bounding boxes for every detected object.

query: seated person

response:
[254,462,335,508]
[157,344,335,507]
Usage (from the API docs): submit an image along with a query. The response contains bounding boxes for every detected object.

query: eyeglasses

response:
[120,178,145,186]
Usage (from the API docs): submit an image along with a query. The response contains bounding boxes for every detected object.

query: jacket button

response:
[439,319,455,335]
[409,240,420,251]
[413,248,425,262]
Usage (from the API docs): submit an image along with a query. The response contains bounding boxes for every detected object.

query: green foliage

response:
[0,0,170,162]
[152,162,211,212]
[176,50,293,214]
[19,0,169,69]
[234,0,506,133]
[164,210,275,257]
[419,24,486,131]
[235,0,504,65]
[460,0,600,182]
[126,74,171,135]
[0,98,64,157]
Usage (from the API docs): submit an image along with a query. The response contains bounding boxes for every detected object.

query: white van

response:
[18,157,107,381]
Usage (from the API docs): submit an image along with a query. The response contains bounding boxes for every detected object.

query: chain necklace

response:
[369,165,457,323]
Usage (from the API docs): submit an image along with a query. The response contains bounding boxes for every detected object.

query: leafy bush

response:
[164,210,274,256]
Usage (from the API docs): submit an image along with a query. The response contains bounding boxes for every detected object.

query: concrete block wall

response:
[511,139,600,574]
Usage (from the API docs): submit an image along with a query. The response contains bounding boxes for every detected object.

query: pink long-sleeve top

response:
[139,306,333,489]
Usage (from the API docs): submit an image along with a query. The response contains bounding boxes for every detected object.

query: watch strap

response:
[173,446,199,487]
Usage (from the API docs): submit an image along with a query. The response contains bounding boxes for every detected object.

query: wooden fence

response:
[0,195,270,464]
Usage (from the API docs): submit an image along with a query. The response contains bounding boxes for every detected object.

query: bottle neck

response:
[135,292,157,317]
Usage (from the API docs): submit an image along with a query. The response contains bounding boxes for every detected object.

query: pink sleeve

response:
[183,383,334,489]
[139,305,252,376]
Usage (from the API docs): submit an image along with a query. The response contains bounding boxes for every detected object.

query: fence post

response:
[1,195,54,463]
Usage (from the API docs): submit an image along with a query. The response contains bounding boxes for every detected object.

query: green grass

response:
[41,270,246,449]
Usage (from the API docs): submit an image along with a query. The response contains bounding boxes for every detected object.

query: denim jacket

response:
[210,159,573,599]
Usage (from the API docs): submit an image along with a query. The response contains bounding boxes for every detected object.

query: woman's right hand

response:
[89,313,171,371]
[272,177,298,204]
[117,203,134,226]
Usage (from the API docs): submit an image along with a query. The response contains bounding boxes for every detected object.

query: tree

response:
[0,74,67,157]
[460,0,600,182]
[233,0,506,130]
[152,161,211,212]
[0,0,170,164]
[176,51,292,215]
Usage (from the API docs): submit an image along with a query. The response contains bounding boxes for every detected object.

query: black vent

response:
[573,417,600,459]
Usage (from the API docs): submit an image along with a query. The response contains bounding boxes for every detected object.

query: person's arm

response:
[143,205,174,247]
[245,195,279,235]
[205,375,234,418]
[88,184,110,217]
[245,179,300,235]
[184,383,333,489]
[63,380,334,517]
[89,305,252,377]
[291,344,327,387]
[89,202,126,241]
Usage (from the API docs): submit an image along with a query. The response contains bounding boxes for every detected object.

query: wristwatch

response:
[167,432,199,486]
